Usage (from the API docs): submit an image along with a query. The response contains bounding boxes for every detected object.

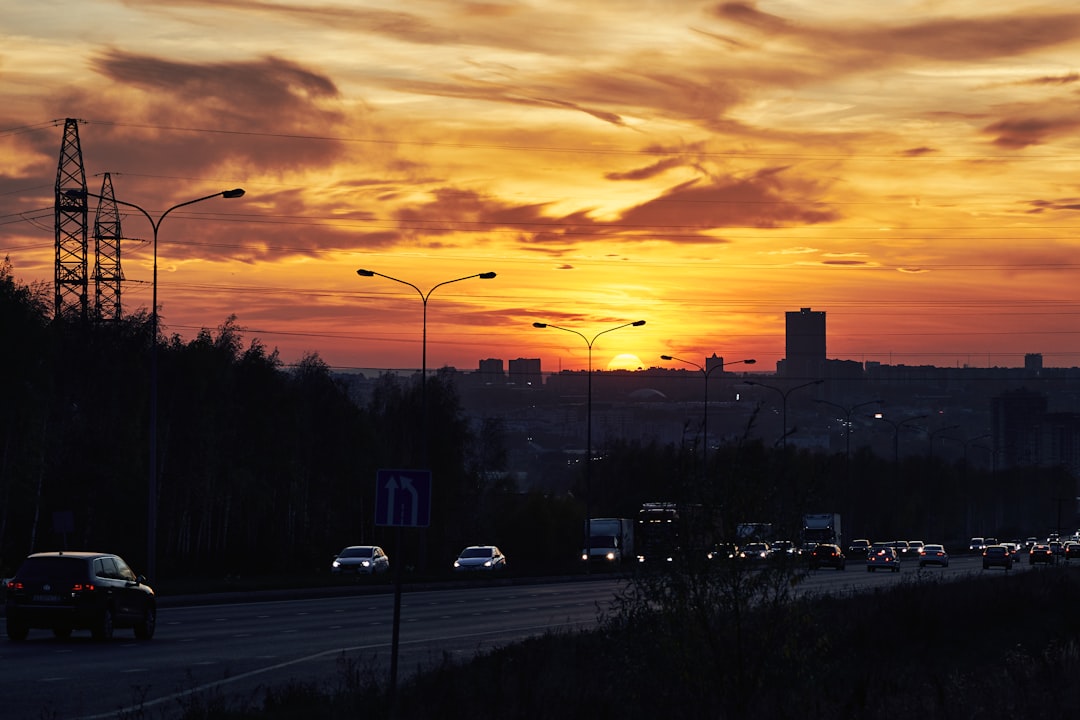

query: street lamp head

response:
[744,359,757,365]
[660,355,674,361]
[632,320,646,326]
[222,188,245,198]
[478,272,497,279]
[532,322,548,329]
[356,269,375,277]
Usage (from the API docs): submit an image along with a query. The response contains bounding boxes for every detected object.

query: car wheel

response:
[91,608,114,641]
[6,617,29,642]
[52,627,72,639]
[867,566,873,572]
[134,605,156,640]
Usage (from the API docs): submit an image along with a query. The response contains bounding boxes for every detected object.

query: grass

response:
[140,565,1080,719]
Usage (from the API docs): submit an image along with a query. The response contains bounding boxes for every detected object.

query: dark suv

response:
[809,543,847,570]
[982,544,1014,571]
[5,551,156,641]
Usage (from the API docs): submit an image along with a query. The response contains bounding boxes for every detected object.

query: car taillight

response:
[71,583,95,592]
[7,580,22,590]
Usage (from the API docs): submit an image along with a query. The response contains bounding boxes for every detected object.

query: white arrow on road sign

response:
[384,474,419,526]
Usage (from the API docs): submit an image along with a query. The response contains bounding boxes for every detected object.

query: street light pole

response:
[928,424,960,461]
[533,320,646,571]
[65,187,245,581]
[874,413,928,478]
[356,270,496,464]
[813,399,881,463]
[744,379,824,449]
[355,268,495,696]
[660,354,755,471]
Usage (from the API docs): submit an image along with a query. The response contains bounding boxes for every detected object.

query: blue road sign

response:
[375,469,432,527]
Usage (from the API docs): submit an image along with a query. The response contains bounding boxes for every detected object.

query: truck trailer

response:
[582,517,635,565]
[802,513,842,548]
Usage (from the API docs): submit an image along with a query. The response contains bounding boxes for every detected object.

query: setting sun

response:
[607,353,644,371]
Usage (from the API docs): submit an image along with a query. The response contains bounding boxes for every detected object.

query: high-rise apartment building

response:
[785,307,826,379]
[508,357,542,387]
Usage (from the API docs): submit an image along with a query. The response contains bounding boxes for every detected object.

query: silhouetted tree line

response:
[2,259,1073,581]
[0,259,583,579]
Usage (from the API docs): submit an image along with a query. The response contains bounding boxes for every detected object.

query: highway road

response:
[0,553,1049,719]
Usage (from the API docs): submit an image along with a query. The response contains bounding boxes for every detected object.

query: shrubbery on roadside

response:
[173,565,1080,719]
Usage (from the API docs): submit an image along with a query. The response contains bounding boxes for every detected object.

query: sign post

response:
[375,469,432,695]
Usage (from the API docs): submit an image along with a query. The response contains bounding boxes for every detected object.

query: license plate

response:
[32,594,61,602]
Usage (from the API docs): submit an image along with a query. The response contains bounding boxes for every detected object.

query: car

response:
[1025,537,1038,550]
[890,540,912,559]
[331,545,390,575]
[809,544,846,570]
[907,540,925,557]
[918,543,950,568]
[1050,540,1066,559]
[1030,544,1054,565]
[847,539,872,558]
[969,537,986,553]
[867,546,900,572]
[982,544,1014,570]
[737,542,771,563]
[769,540,800,558]
[1065,542,1080,561]
[453,545,507,572]
[5,551,156,641]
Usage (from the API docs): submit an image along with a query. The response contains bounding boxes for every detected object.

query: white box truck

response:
[802,513,842,548]
[582,517,635,565]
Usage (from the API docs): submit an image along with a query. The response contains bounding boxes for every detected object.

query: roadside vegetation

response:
[159,562,1080,719]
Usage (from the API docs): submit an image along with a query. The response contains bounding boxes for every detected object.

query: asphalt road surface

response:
[0,553,1051,719]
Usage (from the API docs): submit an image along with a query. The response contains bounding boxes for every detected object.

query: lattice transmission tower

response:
[93,172,124,321]
[54,118,88,319]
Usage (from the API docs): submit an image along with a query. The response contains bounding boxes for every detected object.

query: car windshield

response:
[461,548,493,559]
[925,545,943,552]
[339,547,373,558]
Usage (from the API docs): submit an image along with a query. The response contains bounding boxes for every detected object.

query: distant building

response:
[508,357,542,387]
[478,358,505,383]
[992,387,1046,469]
[785,307,826,380]
[1026,353,1043,375]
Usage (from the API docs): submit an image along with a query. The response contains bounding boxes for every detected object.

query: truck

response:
[635,502,715,563]
[802,513,842,549]
[582,517,635,566]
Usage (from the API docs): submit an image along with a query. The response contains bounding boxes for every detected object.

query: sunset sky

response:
[4,1,1080,375]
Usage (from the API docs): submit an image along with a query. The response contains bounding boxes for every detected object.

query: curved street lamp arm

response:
[66,188,245,231]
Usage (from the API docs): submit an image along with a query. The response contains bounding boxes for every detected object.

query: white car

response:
[331,545,390,575]
[453,545,507,572]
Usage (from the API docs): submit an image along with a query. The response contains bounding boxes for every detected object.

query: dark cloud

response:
[618,166,839,232]
[606,157,686,181]
[983,114,1080,148]
[712,3,1080,66]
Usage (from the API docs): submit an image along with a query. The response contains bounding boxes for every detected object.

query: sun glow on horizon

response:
[607,353,644,371]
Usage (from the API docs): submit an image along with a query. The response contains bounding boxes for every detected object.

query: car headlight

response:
[605,552,616,561]
[484,560,492,567]
[454,561,461,568]
[361,560,371,567]
[332,560,341,568]
[582,553,588,561]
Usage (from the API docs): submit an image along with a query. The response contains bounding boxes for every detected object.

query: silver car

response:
[331,545,390,575]
[453,545,507,572]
